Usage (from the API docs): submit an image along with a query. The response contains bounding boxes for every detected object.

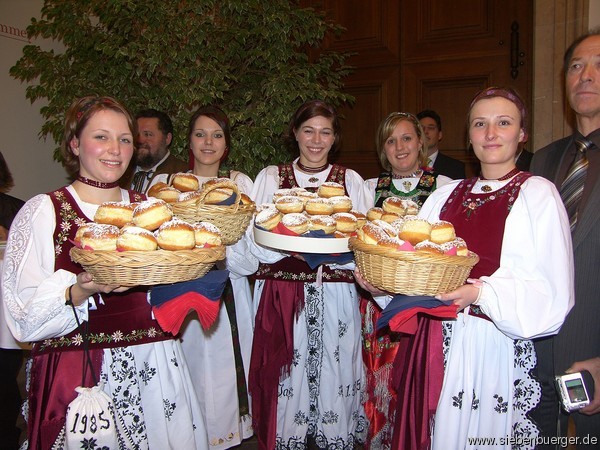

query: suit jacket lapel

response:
[573,166,600,249]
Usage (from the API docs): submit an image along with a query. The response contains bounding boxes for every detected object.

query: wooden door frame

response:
[532,0,588,151]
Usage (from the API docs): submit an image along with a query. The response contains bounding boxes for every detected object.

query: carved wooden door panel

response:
[302,0,533,179]
[401,0,533,177]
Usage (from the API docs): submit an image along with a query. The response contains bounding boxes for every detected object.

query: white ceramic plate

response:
[253,227,350,254]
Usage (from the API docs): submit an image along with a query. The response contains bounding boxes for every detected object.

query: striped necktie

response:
[560,138,591,231]
[132,170,152,193]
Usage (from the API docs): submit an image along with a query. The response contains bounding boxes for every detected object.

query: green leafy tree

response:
[10,0,353,178]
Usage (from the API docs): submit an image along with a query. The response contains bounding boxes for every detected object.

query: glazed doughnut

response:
[430,220,456,244]
[308,214,337,234]
[203,187,235,205]
[147,181,169,198]
[275,195,305,214]
[317,181,345,199]
[116,226,158,251]
[348,210,367,229]
[357,221,388,245]
[372,219,398,238]
[80,223,120,251]
[156,218,196,250]
[414,240,445,255]
[177,190,203,207]
[382,197,405,216]
[304,197,334,216]
[255,208,282,230]
[366,207,384,221]
[281,212,310,235]
[94,202,135,228]
[332,212,358,233]
[193,221,222,247]
[328,195,353,213]
[171,172,200,192]
[132,199,173,231]
[154,186,181,203]
[398,216,432,245]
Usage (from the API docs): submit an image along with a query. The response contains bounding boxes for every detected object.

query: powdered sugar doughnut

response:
[133,198,173,231]
[281,212,309,235]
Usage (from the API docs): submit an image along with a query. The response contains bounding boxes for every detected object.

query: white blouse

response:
[419,176,574,340]
[1,186,132,343]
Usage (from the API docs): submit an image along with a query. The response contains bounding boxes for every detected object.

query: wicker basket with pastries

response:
[69,199,225,286]
[350,212,479,296]
[153,175,255,246]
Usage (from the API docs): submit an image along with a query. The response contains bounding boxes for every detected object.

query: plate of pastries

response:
[69,198,225,286]
[253,182,363,254]
[349,197,479,295]
[148,173,255,246]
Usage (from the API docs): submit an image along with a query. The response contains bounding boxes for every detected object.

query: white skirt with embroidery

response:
[46,340,209,450]
[431,314,540,450]
[253,279,368,449]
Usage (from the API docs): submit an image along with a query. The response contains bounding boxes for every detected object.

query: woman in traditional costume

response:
[1,96,209,449]
[248,99,369,449]
[360,112,452,448]
[150,105,257,449]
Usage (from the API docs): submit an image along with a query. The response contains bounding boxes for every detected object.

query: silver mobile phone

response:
[555,371,593,412]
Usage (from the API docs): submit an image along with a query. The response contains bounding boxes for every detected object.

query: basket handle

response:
[197,178,241,211]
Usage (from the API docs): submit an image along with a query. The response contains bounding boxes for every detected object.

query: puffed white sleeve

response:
[475,177,574,340]
[247,166,288,264]
[225,170,259,278]
[420,178,574,340]
[1,195,90,343]
[230,170,254,196]
[344,169,369,213]
[363,177,378,208]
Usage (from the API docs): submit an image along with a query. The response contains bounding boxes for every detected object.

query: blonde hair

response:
[376,112,427,172]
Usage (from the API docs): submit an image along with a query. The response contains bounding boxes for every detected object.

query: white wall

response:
[0,0,67,201]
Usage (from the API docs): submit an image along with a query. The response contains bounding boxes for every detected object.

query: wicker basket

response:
[70,246,225,287]
[349,237,479,296]
[171,180,255,245]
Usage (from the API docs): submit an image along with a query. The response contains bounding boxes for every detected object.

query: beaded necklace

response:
[478,167,520,193]
[76,176,119,189]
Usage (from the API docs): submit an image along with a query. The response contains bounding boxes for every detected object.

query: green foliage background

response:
[10,0,354,178]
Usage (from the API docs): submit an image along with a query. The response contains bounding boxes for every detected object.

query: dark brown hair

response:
[285,100,341,157]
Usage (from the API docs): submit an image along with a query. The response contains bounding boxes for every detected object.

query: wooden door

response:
[303,0,533,179]
[401,0,533,177]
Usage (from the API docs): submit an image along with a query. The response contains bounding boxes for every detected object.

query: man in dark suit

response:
[531,29,600,448]
[417,109,466,179]
[120,109,187,192]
